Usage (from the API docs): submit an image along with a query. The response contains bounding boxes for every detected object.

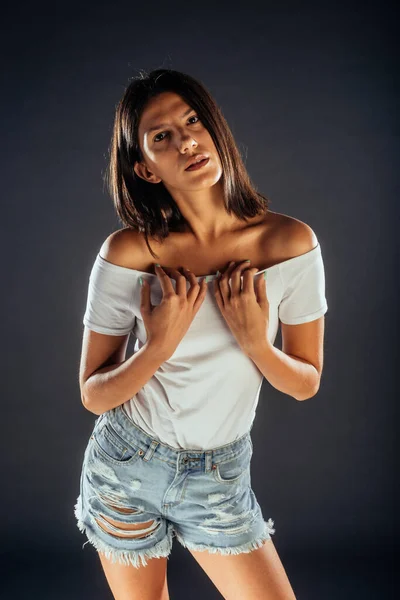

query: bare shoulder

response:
[271,212,319,257]
[99,227,149,268]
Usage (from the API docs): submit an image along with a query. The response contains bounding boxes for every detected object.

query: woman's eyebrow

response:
[145,107,194,134]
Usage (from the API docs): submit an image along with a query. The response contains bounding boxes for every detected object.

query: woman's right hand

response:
[139,265,208,359]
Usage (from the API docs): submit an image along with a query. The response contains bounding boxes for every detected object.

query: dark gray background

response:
[2,1,396,598]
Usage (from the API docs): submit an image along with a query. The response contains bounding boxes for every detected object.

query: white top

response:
[82,241,328,449]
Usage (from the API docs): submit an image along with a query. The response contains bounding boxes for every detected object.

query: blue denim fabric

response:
[74,404,275,569]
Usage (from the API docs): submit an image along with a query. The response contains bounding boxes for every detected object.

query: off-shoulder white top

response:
[82,241,328,449]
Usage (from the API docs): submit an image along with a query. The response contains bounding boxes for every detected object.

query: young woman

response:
[74,68,328,600]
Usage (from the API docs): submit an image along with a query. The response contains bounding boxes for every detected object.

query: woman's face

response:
[134,91,223,191]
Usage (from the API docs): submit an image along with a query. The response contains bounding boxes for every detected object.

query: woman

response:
[74,68,328,600]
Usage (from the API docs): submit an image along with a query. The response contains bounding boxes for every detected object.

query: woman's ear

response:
[133,161,161,184]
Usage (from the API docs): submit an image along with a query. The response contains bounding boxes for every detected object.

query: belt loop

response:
[142,439,159,461]
[205,450,212,473]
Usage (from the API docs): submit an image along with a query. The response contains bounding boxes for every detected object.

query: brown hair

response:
[105,68,271,259]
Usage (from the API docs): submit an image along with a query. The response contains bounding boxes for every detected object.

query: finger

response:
[213,273,225,309]
[223,260,237,276]
[230,261,253,296]
[162,266,188,296]
[218,260,236,300]
[154,265,175,297]
[181,267,204,305]
[139,278,152,315]
[242,267,259,294]
[192,277,208,313]
[255,270,269,307]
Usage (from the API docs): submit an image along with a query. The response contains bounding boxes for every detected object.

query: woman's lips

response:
[185,157,210,171]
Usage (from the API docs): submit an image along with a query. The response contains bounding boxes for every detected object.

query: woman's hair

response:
[105,68,271,259]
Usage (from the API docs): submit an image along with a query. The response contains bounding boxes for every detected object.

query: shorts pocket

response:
[212,441,251,484]
[92,421,141,465]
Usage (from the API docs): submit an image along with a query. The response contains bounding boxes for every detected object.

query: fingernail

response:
[244,259,251,262]
[155,263,161,267]
[264,270,267,280]
[216,270,220,277]
[139,276,143,286]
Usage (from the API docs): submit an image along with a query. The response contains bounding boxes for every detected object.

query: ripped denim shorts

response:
[74,403,275,569]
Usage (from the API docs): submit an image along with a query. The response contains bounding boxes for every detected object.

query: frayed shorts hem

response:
[75,491,275,569]
[174,518,276,556]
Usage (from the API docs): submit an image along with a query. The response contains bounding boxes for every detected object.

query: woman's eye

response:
[153,132,167,143]
[153,115,200,143]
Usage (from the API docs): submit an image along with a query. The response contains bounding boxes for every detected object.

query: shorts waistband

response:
[95,404,252,470]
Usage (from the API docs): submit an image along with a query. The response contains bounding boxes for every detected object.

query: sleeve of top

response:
[82,254,136,336]
[278,244,328,325]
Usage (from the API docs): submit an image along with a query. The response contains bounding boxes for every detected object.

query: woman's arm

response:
[82,340,169,415]
[245,330,322,402]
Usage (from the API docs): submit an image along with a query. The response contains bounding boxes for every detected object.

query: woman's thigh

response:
[188,538,296,600]
[98,551,170,600]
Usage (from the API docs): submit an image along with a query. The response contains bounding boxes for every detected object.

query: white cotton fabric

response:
[82,242,328,449]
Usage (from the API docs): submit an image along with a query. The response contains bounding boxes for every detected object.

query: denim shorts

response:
[74,404,276,569]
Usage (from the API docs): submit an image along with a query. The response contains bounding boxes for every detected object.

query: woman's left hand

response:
[213,260,270,355]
